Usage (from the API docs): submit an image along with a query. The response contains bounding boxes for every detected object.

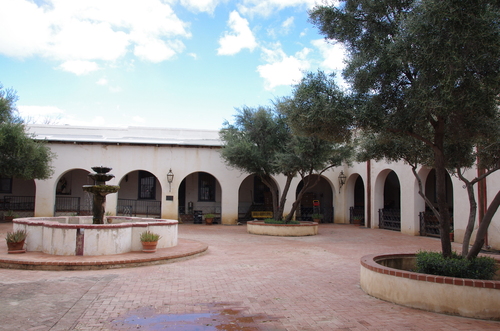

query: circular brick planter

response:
[247,221,318,236]
[360,253,500,320]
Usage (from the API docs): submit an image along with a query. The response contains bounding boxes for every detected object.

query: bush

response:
[416,251,498,280]
[263,219,300,225]
[140,231,161,242]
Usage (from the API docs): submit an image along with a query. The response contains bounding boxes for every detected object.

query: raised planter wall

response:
[247,221,318,236]
[13,216,178,256]
[360,253,500,320]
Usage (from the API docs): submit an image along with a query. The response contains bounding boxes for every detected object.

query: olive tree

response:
[298,0,500,257]
[0,84,54,180]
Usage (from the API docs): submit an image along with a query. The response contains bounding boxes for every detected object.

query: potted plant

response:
[4,210,18,222]
[6,229,27,254]
[311,213,323,224]
[204,213,215,225]
[353,215,363,226]
[140,231,161,253]
[450,229,454,242]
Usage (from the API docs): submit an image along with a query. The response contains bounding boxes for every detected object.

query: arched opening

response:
[0,176,36,219]
[178,171,222,224]
[379,171,401,231]
[236,175,273,222]
[295,175,334,223]
[419,169,454,237]
[349,175,365,225]
[117,170,162,218]
[54,169,91,216]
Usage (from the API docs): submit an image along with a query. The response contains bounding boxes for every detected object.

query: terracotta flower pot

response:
[7,240,26,254]
[205,218,214,225]
[313,218,321,224]
[141,241,158,253]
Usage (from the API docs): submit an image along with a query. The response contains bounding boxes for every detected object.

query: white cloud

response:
[96,78,108,85]
[311,39,347,71]
[18,105,65,124]
[58,60,100,75]
[217,11,258,55]
[180,0,221,14]
[282,17,294,33]
[238,0,318,17]
[0,0,191,73]
[257,43,311,90]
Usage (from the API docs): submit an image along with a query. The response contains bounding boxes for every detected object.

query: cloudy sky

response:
[0,0,345,130]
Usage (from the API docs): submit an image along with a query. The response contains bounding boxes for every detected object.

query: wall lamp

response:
[338,170,346,194]
[167,169,174,192]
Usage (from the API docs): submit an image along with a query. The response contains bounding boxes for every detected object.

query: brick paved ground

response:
[0,222,499,330]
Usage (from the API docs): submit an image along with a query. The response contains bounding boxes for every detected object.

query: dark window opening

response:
[198,172,215,201]
[138,171,156,200]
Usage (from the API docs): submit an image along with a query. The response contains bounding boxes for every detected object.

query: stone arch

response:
[116,169,162,218]
[374,169,401,231]
[236,174,275,221]
[345,173,365,224]
[418,168,455,237]
[54,168,91,216]
[295,175,334,223]
[177,171,222,224]
[0,176,37,219]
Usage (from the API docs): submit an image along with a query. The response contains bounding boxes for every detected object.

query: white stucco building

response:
[2,124,499,250]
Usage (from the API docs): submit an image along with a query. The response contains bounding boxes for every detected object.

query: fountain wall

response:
[13,217,178,256]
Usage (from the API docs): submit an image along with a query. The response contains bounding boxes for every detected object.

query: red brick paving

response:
[0,222,499,330]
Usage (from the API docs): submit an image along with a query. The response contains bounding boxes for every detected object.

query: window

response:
[198,172,215,201]
[138,171,156,199]
[0,177,12,193]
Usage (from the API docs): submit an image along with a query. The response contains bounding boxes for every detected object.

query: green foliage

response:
[416,251,498,280]
[311,213,323,219]
[5,230,27,243]
[139,231,161,242]
[204,213,215,218]
[0,84,55,180]
[308,0,500,258]
[263,219,300,225]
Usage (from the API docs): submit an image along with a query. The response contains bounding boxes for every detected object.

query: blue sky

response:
[0,0,345,131]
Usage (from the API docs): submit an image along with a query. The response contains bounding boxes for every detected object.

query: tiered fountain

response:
[83,166,120,224]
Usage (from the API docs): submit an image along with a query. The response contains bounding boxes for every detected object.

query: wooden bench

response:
[251,211,273,219]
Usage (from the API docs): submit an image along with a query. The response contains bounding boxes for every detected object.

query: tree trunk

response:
[433,119,452,258]
[456,170,477,257]
[467,189,500,259]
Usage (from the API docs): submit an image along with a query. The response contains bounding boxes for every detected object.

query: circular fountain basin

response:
[13,216,178,256]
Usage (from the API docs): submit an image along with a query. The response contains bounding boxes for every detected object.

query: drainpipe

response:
[366,160,371,228]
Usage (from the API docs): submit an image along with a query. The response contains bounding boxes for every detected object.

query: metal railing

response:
[0,195,35,211]
[55,196,81,214]
[379,208,401,231]
[117,199,161,218]
[296,206,334,223]
[419,211,453,238]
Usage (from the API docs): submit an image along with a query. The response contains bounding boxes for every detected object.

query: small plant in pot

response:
[4,210,18,222]
[140,231,161,253]
[311,213,323,224]
[353,215,363,226]
[6,229,27,254]
[204,213,215,225]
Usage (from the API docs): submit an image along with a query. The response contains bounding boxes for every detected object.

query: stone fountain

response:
[83,166,120,224]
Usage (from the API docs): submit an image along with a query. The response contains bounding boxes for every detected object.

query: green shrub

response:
[5,230,27,243]
[263,219,300,225]
[140,231,161,242]
[415,251,498,280]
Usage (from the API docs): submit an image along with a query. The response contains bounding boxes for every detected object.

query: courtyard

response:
[0,222,499,331]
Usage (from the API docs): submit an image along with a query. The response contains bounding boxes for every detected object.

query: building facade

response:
[2,124,499,250]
